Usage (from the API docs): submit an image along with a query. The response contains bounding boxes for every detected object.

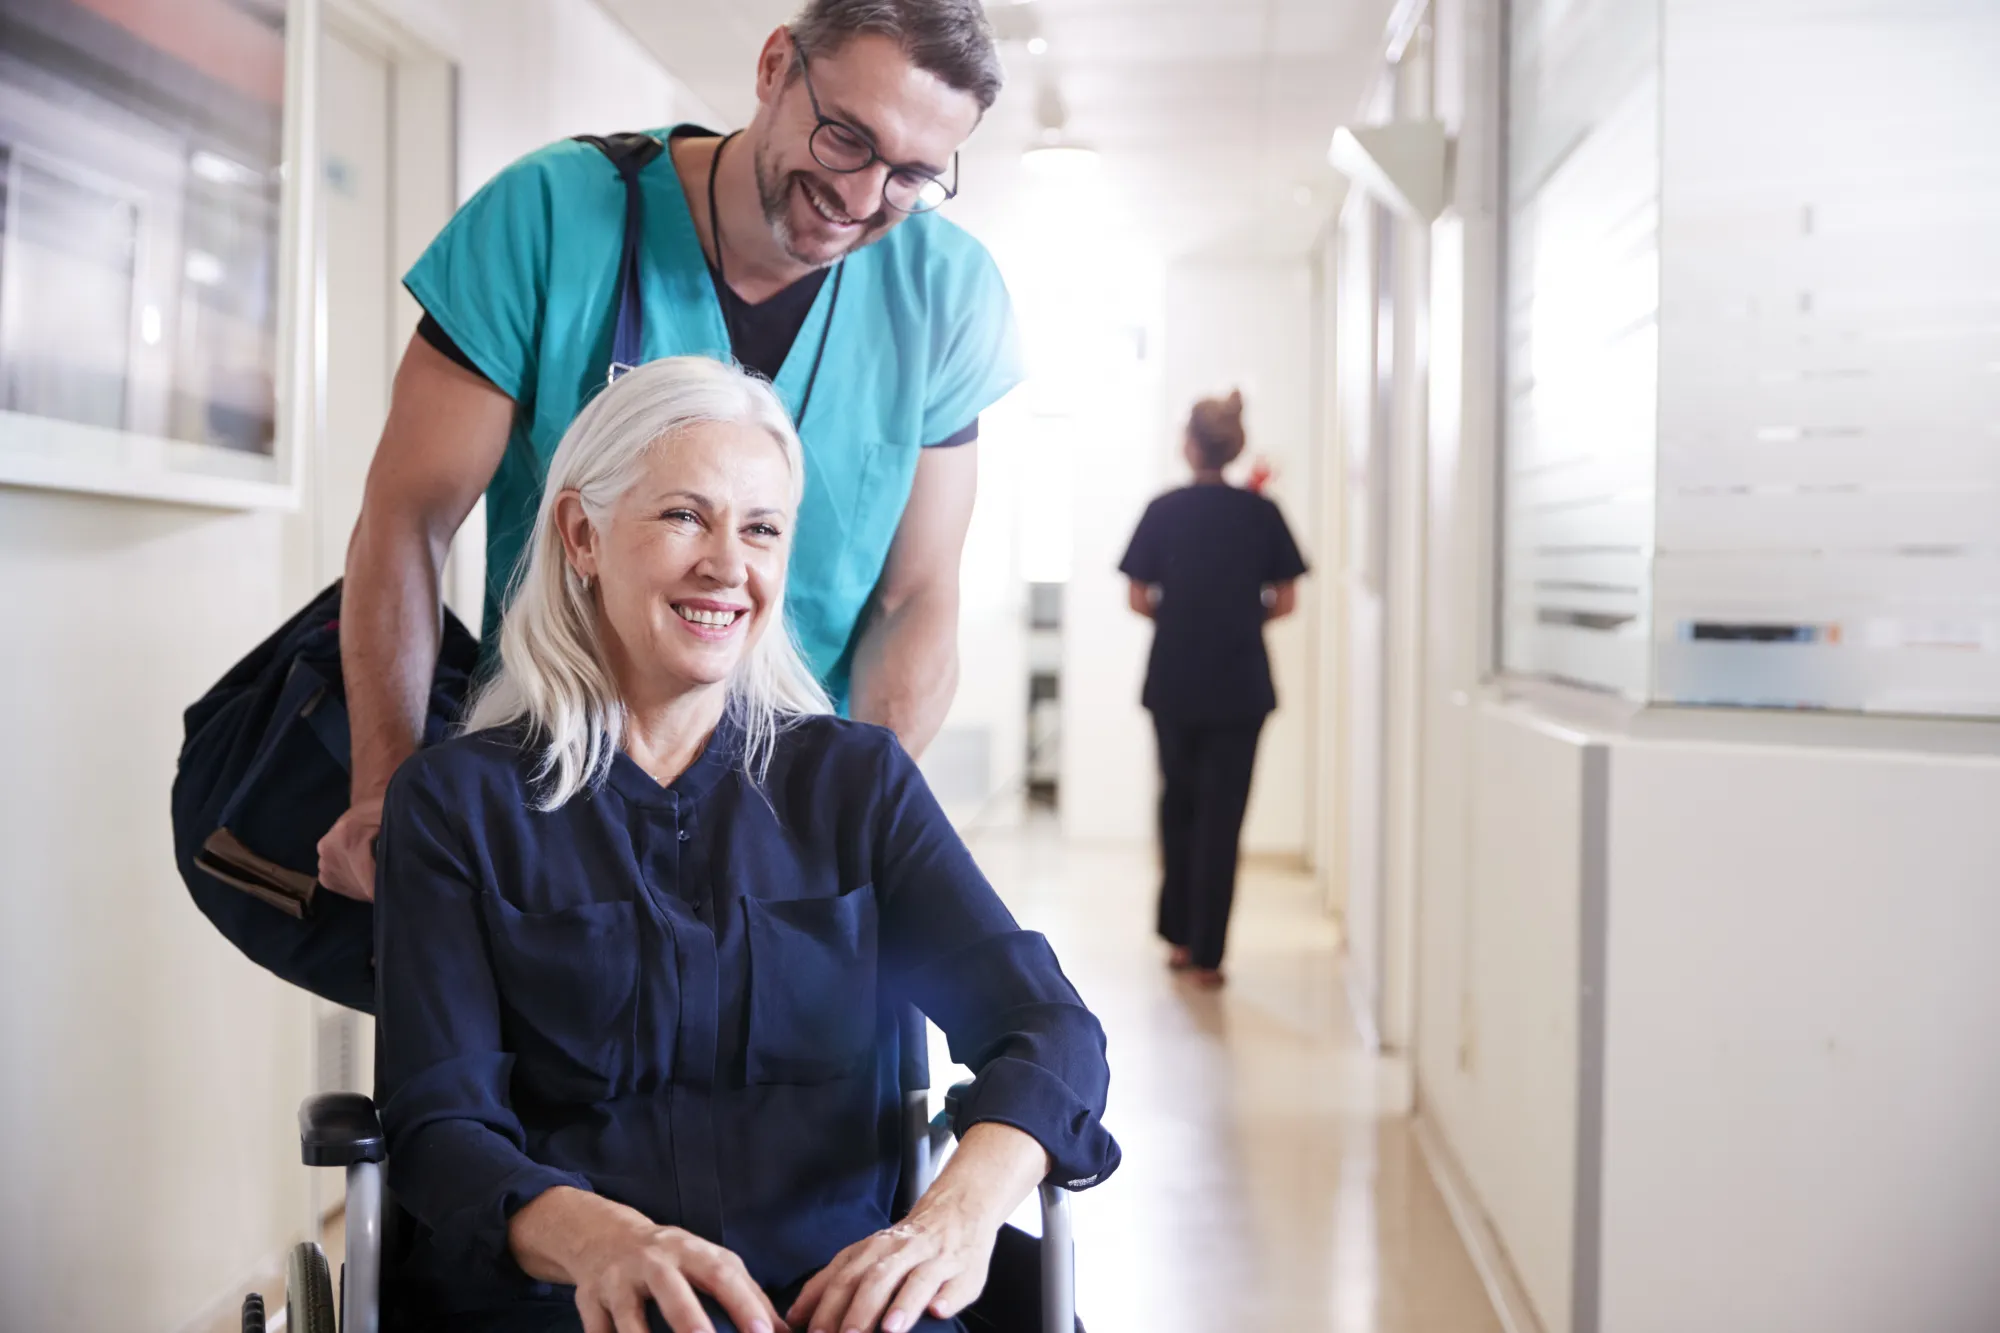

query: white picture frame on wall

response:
[0,0,319,510]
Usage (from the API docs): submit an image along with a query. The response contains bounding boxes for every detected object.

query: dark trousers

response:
[1152,714,1265,971]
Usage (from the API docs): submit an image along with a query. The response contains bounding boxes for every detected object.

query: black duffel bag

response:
[171,580,480,1011]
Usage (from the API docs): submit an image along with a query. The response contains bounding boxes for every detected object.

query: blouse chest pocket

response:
[741,886,879,1085]
[482,897,642,1102]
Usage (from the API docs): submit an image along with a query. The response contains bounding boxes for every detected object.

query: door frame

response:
[302,0,458,1236]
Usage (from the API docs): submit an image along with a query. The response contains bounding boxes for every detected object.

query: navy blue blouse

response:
[374,714,1119,1315]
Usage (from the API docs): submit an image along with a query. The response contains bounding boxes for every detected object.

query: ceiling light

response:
[1022,141,1101,176]
[1027,36,1048,54]
[190,149,261,188]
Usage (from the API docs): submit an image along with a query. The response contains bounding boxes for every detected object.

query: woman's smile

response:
[672,597,749,640]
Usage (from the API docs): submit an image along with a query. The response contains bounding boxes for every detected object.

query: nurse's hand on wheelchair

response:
[510,1185,787,1333]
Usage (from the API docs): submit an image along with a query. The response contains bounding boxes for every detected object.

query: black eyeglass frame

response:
[795,52,961,214]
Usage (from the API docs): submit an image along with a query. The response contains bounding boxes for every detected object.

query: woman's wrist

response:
[908,1121,1052,1236]
[904,1168,1012,1239]
[509,1185,651,1284]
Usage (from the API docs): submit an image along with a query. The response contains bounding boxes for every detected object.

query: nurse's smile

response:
[797,175,865,229]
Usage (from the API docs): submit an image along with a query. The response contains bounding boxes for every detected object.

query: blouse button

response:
[677,829,690,842]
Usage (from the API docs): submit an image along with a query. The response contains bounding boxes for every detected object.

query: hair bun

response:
[1187,391,1249,469]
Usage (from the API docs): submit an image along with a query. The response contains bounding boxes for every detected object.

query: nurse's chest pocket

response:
[482,897,641,1101]
[742,886,878,1084]
[808,438,920,599]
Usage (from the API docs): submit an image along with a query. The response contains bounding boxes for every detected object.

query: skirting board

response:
[1414,1113,1549,1333]
[170,1251,287,1333]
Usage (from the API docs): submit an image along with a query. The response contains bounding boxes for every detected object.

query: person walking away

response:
[1118,391,1307,989]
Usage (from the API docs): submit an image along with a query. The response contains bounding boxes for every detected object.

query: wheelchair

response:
[244,1011,1079,1333]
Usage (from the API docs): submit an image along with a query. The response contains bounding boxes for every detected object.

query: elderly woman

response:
[375,357,1118,1333]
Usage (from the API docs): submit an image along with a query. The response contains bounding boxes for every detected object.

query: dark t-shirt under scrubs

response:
[1118,483,1309,722]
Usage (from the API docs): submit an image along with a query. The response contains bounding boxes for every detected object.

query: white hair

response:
[463,356,831,809]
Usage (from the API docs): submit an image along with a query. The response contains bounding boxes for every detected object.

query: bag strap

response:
[572,132,667,384]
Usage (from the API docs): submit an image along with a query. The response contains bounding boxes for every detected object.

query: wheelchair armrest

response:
[300,1091,386,1167]
[927,1078,974,1156]
[942,1079,972,1131]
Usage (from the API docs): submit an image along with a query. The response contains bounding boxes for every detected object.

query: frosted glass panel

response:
[1653,0,2000,716]
[1500,0,1661,696]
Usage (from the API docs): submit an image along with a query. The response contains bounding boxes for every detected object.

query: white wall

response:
[1424,703,1592,1333]
[1600,736,2000,1333]
[388,0,717,193]
[0,5,708,1328]
[0,497,310,1332]
[1056,324,1165,849]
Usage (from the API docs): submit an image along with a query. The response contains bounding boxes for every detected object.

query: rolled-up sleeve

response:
[375,768,593,1264]
[869,736,1121,1191]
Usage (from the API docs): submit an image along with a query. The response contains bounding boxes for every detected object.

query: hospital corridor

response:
[2,0,1999,1331]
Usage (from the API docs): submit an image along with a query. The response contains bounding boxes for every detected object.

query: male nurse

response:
[318,0,1020,901]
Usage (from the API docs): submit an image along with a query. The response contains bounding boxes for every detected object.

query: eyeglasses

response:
[796,53,959,214]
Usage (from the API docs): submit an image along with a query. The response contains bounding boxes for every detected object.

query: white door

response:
[314,12,465,610]
[1339,199,1392,1051]
[318,24,395,586]
[307,16,457,1113]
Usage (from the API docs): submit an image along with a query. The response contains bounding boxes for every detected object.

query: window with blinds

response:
[1500,0,1662,697]
[1650,0,2000,717]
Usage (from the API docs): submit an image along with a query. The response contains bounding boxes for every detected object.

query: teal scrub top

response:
[403,127,1024,705]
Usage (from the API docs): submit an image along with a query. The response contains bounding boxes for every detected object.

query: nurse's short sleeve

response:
[402,150,557,404]
[922,241,1025,445]
[1263,498,1309,583]
[1118,500,1166,583]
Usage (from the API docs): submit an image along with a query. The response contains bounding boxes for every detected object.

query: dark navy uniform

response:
[1119,483,1308,971]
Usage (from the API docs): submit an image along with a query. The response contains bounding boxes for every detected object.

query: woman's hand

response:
[510,1187,785,1333]
[786,1122,1052,1333]
[784,1206,996,1333]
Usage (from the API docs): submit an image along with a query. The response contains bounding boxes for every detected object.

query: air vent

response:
[316,1007,362,1095]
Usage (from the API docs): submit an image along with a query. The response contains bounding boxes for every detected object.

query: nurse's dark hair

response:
[1187,390,1247,470]
[787,0,1004,113]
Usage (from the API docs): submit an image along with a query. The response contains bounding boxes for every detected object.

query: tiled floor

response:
[217,825,1502,1333]
[958,823,1503,1333]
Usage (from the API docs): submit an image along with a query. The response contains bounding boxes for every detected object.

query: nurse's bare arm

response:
[317,335,513,903]
[1264,580,1299,621]
[1126,580,1157,619]
[847,443,978,760]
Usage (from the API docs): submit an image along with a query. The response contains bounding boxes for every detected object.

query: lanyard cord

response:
[707,131,844,433]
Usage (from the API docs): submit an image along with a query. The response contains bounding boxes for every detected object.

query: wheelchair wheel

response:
[285,1241,338,1333]
[240,1293,265,1333]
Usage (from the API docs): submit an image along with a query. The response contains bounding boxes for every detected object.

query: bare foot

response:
[1167,946,1193,970]
[1188,968,1226,990]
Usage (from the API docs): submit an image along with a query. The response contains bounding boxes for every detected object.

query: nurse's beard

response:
[754,145,888,267]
